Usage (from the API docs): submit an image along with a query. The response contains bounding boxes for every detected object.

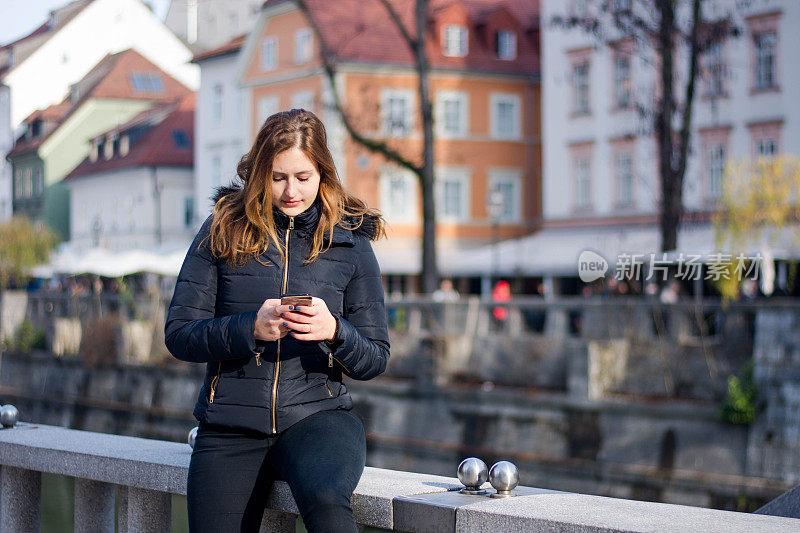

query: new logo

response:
[578,250,608,282]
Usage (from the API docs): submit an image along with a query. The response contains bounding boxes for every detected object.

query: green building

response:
[6,48,191,240]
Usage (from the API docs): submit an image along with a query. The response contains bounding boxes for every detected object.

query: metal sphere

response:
[457,457,488,489]
[489,461,519,497]
[0,405,18,428]
[188,426,198,449]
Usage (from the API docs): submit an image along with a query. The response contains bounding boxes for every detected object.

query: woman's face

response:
[270,146,321,216]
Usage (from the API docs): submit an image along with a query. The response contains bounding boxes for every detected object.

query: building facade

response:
[7,49,191,240]
[0,0,198,223]
[541,0,799,231]
[191,35,250,222]
[230,0,541,281]
[64,95,195,252]
[164,0,263,53]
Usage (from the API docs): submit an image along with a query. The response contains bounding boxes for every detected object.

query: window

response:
[382,89,413,137]
[704,41,725,97]
[33,168,42,195]
[295,28,313,64]
[172,130,190,148]
[573,63,590,114]
[436,168,470,222]
[14,169,21,199]
[757,138,777,157]
[614,55,631,108]
[616,153,633,206]
[120,135,130,156]
[23,168,32,197]
[212,84,223,126]
[753,32,776,90]
[442,25,468,57]
[490,93,521,140]
[379,168,417,222]
[574,156,591,209]
[488,170,522,223]
[611,0,631,12]
[291,90,314,112]
[436,90,468,138]
[496,30,516,60]
[261,37,277,71]
[130,72,163,93]
[700,127,731,201]
[749,121,782,160]
[707,144,725,199]
[258,95,279,123]
[184,196,194,228]
[571,0,589,18]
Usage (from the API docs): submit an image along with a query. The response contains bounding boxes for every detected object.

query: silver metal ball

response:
[489,461,519,497]
[0,405,18,428]
[188,426,198,449]
[457,457,488,489]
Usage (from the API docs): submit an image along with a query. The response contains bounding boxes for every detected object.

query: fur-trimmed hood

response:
[210,183,382,241]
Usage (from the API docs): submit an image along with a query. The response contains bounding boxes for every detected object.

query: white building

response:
[512,0,800,279]
[164,0,264,53]
[0,0,199,222]
[191,36,250,223]
[63,95,195,252]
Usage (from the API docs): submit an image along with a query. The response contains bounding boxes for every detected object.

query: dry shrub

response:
[79,314,119,367]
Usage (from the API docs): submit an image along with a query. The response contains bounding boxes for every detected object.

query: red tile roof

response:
[7,49,192,159]
[78,48,192,101]
[64,94,195,181]
[192,33,247,63]
[27,103,72,123]
[261,0,539,74]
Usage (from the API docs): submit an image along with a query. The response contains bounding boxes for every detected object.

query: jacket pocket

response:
[211,377,270,408]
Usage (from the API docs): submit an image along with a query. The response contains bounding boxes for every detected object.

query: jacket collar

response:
[272,200,354,246]
[272,199,320,236]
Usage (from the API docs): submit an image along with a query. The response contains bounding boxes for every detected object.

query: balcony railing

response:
[0,422,797,532]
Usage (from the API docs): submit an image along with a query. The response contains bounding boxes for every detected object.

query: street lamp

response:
[486,188,504,287]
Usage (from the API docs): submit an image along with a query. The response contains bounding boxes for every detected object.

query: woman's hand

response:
[254,299,294,342]
[281,297,337,342]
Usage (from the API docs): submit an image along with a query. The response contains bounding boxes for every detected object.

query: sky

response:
[0,0,171,46]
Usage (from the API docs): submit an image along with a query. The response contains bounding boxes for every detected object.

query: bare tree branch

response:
[293,0,439,291]
[676,0,702,180]
[294,0,421,175]
[376,0,417,48]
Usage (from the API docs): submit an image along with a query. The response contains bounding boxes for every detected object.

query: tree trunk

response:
[656,0,679,252]
[415,0,438,293]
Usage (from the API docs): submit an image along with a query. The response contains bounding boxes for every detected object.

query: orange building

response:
[236,0,540,282]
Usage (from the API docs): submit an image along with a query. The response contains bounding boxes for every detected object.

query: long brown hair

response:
[205,109,384,267]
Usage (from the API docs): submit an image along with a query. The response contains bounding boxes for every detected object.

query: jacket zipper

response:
[325,379,334,397]
[271,216,293,433]
[209,361,221,403]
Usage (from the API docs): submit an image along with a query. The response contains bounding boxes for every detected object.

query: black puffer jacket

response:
[164,185,389,435]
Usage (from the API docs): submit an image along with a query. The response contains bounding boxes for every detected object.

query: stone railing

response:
[0,422,797,532]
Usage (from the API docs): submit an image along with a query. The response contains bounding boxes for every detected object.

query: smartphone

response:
[281,293,313,307]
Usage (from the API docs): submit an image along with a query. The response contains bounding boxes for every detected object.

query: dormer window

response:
[442,25,468,57]
[103,136,115,160]
[31,119,42,138]
[496,30,517,60]
[130,72,164,93]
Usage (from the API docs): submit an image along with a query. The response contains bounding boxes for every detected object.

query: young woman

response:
[164,109,389,532]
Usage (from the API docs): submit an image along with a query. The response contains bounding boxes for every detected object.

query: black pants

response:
[187,409,366,532]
